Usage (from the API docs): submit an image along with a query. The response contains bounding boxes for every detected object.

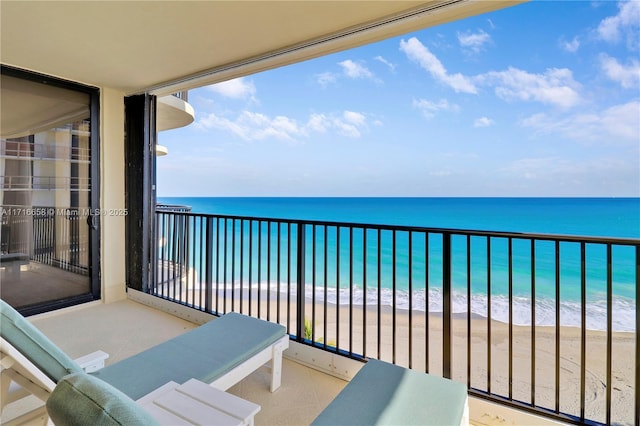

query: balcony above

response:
[156,94,195,132]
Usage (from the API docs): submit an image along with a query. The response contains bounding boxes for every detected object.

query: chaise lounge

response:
[312,359,469,426]
[0,299,288,424]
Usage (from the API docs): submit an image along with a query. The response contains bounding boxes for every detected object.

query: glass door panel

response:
[1,70,98,312]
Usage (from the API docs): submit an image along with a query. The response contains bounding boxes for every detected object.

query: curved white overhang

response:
[155,144,169,157]
[156,95,195,132]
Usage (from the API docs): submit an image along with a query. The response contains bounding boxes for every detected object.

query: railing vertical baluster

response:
[349,227,354,357]
[363,229,367,359]
[287,222,292,333]
[377,229,382,360]
[233,219,238,311]
[467,235,471,389]
[296,222,306,342]
[443,232,452,379]
[635,244,640,426]
[580,242,586,423]
[408,231,413,369]
[267,222,271,321]
[248,220,253,317]
[277,222,281,325]
[336,227,341,353]
[555,240,560,414]
[323,225,328,350]
[205,217,213,313]
[606,244,612,425]
[392,230,397,365]
[487,236,491,390]
[312,225,317,343]
[258,221,262,318]
[508,238,513,400]
[160,213,166,296]
[425,232,430,374]
[531,239,536,407]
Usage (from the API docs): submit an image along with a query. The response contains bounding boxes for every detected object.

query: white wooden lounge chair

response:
[0,299,288,424]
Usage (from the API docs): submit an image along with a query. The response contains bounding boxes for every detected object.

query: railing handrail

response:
[155,209,640,246]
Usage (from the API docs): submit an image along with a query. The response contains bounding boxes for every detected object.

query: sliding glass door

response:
[1,67,100,314]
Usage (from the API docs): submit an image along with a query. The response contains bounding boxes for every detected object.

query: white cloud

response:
[338,59,381,84]
[374,55,397,72]
[412,98,460,119]
[197,109,372,141]
[207,77,256,100]
[307,111,368,138]
[599,54,640,89]
[307,113,329,132]
[474,117,495,127]
[315,72,338,88]
[457,29,491,53]
[399,37,478,94]
[597,1,640,50]
[521,101,640,144]
[476,67,582,109]
[197,111,305,141]
[343,111,366,126]
[560,36,580,53]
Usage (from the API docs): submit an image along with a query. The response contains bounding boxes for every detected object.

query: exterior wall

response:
[100,88,127,303]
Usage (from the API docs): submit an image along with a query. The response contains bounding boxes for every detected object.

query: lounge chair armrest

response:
[74,351,109,373]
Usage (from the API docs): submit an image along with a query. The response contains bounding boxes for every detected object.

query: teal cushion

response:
[0,299,82,382]
[312,359,468,426]
[92,312,286,400]
[46,372,159,426]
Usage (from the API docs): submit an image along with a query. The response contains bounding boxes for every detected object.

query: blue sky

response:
[158,1,639,197]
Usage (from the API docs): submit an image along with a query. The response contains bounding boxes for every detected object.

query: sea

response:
[157,197,640,331]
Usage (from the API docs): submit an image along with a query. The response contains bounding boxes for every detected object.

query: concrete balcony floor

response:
[2,297,559,425]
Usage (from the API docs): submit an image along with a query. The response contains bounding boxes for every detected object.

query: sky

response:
[157,0,640,197]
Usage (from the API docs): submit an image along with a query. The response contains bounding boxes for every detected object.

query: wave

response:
[175,273,635,332]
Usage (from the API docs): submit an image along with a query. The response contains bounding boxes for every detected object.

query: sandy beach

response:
[177,287,635,425]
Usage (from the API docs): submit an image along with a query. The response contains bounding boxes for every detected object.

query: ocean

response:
[157,197,639,331]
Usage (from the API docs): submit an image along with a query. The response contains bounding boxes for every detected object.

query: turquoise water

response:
[157,197,639,331]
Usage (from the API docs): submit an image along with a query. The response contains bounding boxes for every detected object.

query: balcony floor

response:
[3,298,347,425]
[3,297,560,426]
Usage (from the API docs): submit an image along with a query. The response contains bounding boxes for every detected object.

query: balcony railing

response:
[151,210,639,425]
[0,139,90,162]
[1,205,89,274]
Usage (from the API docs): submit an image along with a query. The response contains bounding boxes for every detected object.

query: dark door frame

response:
[1,65,101,315]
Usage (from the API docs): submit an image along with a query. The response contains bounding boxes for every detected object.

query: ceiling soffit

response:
[0,1,524,95]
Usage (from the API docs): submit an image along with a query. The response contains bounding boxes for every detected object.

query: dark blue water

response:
[158,197,639,330]
[159,197,639,238]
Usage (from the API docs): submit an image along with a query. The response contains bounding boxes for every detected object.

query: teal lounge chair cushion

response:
[0,299,82,383]
[47,372,159,426]
[92,312,286,400]
[312,359,468,426]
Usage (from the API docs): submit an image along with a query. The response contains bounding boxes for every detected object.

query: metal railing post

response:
[443,232,452,379]
[205,217,213,313]
[296,222,306,342]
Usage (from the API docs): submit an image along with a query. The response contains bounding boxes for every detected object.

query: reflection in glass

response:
[1,73,93,310]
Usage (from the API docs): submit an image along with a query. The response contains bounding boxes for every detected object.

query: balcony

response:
[2,209,637,425]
